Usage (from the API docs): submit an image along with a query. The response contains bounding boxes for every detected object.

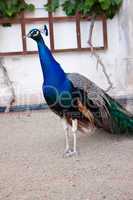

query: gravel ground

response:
[0,110,133,200]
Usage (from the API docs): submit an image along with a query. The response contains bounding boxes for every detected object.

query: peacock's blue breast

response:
[42,81,73,109]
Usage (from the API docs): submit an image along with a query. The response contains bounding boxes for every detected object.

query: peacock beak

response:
[27,32,32,38]
[23,32,31,39]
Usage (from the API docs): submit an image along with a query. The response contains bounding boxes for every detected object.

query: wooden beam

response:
[20,12,27,53]
[0,13,108,56]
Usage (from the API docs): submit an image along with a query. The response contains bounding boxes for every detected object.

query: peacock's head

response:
[27,28,41,41]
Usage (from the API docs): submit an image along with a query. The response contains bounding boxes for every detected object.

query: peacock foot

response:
[63,149,78,158]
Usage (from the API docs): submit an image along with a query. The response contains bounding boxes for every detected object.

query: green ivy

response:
[0,0,35,18]
[44,0,123,19]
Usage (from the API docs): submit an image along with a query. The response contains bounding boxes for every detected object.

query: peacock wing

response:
[67,73,112,131]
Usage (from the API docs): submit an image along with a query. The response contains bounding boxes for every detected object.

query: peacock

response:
[27,28,133,157]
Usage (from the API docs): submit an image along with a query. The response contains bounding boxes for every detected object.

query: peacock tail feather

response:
[104,94,133,134]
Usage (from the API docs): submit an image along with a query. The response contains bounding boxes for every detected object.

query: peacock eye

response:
[34,30,39,36]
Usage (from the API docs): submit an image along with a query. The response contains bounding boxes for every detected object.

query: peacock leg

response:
[71,119,78,156]
[62,120,72,157]
[62,119,78,157]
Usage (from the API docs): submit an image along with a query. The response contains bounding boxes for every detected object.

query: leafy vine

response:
[45,0,123,19]
[0,0,35,19]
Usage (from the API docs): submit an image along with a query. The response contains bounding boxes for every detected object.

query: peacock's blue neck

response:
[36,36,73,107]
[37,37,66,88]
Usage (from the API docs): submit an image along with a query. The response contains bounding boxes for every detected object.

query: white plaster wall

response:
[0,0,132,106]
[124,0,133,93]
